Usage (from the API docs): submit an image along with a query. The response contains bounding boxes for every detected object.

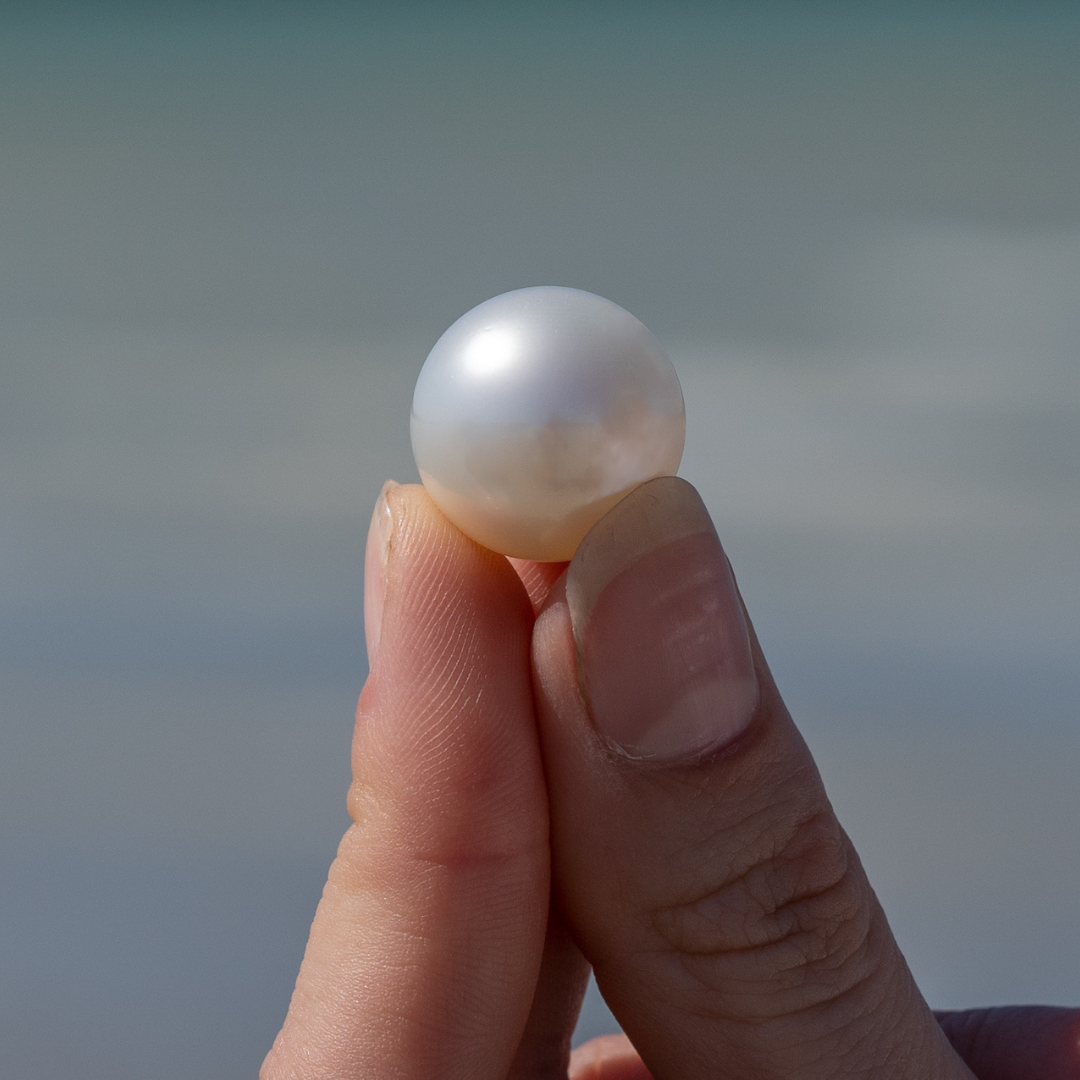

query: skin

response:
[261,482,1080,1080]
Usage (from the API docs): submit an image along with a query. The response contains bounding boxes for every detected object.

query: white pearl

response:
[411,286,685,561]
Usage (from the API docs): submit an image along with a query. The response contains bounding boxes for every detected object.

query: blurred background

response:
[2,2,1078,1076]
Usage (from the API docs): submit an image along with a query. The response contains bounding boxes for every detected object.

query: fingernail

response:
[364,480,399,667]
[566,476,758,761]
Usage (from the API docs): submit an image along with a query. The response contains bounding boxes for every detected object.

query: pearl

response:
[411,286,685,561]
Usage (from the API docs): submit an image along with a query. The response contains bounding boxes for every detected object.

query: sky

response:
[1,4,1079,1077]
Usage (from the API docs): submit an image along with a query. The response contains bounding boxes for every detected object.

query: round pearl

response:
[411,286,685,561]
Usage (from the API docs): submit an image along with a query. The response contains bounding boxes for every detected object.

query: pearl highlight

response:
[411,286,685,561]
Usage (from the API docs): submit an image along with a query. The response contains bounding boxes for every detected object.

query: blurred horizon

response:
[2,3,1078,1076]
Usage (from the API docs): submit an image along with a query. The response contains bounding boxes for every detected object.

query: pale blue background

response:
[2,4,1078,1076]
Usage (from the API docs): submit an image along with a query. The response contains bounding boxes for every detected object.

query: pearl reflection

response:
[462,327,519,377]
[412,287,685,561]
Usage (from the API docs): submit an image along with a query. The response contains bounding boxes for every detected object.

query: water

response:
[2,4,1078,1075]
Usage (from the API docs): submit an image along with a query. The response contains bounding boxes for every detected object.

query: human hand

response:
[261,478,1080,1079]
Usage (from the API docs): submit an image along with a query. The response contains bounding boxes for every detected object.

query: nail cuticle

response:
[594,680,763,770]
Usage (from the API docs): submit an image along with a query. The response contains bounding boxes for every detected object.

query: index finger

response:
[261,483,550,1080]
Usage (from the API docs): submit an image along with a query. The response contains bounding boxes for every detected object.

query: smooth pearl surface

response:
[411,287,685,561]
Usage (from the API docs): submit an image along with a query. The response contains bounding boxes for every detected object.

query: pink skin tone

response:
[261,479,1080,1080]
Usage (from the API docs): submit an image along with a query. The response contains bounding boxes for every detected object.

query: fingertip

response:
[569,1034,654,1080]
[368,481,534,691]
[355,477,544,855]
[564,476,757,761]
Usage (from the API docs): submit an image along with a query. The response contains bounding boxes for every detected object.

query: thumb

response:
[532,477,973,1079]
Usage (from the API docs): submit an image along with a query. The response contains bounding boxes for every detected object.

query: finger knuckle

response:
[648,804,878,1017]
